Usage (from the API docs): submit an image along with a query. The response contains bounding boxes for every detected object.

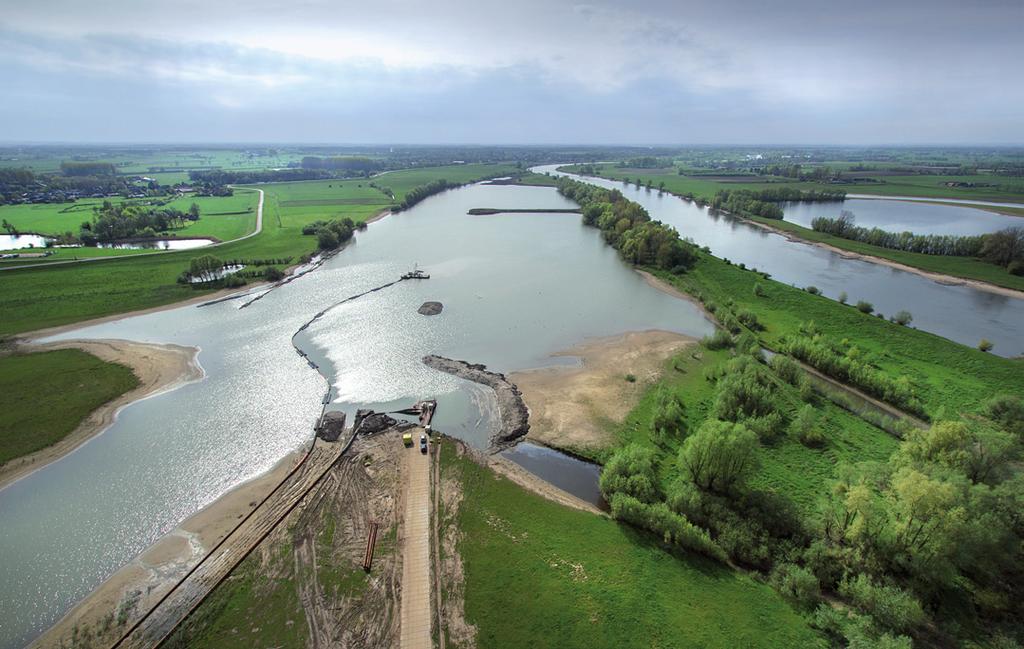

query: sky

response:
[0,0,1022,145]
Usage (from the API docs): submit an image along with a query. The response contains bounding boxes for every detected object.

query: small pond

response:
[502,442,606,509]
[97,238,215,250]
[0,233,51,250]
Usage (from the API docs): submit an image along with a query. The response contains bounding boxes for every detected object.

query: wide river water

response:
[0,182,714,648]
[540,166,1024,357]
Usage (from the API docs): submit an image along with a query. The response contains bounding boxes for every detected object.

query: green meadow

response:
[442,440,826,649]
[0,349,138,465]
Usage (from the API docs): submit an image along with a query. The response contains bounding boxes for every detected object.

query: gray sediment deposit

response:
[417,301,443,316]
[422,355,529,450]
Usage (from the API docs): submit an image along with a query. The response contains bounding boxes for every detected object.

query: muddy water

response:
[0,182,713,649]
[540,166,1024,357]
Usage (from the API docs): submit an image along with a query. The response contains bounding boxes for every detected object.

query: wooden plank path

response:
[400,436,433,649]
[111,438,344,649]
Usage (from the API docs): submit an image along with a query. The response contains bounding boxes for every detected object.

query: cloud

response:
[0,0,1021,143]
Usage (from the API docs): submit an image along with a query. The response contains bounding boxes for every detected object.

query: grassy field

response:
[649,256,1024,418]
[566,164,1024,204]
[0,191,258,240]
[750,216,1024,292]
[442,440,826,649]
[0,349,138,465]
[0,164,517,336]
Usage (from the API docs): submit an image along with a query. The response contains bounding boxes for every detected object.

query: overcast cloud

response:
[0,0,1021,144]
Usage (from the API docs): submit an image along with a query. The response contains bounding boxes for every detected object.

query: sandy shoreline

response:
[510,330,696,452]
[30,448,305,649]
[0,339,204,491]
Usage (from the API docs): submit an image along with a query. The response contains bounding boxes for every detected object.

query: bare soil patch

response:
[511,330,695,452]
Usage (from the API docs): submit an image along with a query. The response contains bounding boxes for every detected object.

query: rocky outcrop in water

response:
[418,301,443,316]
[422,355,529,450]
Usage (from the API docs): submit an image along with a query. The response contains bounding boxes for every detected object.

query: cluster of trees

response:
[60,160,116,176]
[782,323,924,416]
[396,179,455,211]
[299,156,384,174]
[710,189,785,219]
[558,177,699,273]
[81,201,200,244]
[813,214,1024,273]
[617,156,673,169]
[810,413,1023,645]
[762,164,838,182]
[301,217,363,250]
[740,187,846,203]
[604,326,1024,646]
[189,168,334,185]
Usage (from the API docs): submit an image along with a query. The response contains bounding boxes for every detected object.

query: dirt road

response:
[401,434,433,649]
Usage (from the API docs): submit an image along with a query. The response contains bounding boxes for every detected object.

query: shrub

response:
[806,286,820,295]
[263,266,285,282]
[701,329,734,350]
[856,301,874,314]
[839,574,925,633]
[599,444,659,503]
[652,388,687,442]
[223,273,247,288]
[769,354,802,385]
[978,338,994,352]
[679,420,761,494]
[753,282,765,297]
[624,373,637,383]
[1009,260,1024,276]
[838,291,848,304]
[791,404,823,446]
[736,309,762,331]
[982,394,1024,435]
[770,563,821,610]
[609,493,727,562]
[891,310,913,326]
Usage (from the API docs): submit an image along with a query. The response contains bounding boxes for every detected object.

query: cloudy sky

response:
[1,0,1021,144]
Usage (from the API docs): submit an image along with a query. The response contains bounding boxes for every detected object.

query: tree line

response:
[300,156,383,173]
[812,212,1024,274]
[301,217,364,250]
[557,177,699,272]
[395,179,456,211]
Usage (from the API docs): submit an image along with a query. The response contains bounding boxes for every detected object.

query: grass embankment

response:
[0,349,138,465]
[649,255,1024,418]
[0,164,517,336]
[441,440,825,648]
[749,216,1024,293]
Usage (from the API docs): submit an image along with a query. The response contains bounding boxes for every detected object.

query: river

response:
[539,165,1024,358]
[0,182,714,648]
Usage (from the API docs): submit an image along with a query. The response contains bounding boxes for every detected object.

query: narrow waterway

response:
[540,166,1024,357]
[0,182,713,649]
